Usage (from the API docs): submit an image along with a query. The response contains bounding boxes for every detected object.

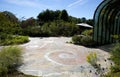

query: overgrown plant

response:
[104,43,120,77]
[81,29,93,36]
[86,52,104,77]
[86,52,97,66]
[0,46,22,76]
[72,35,95,47]
[0,35,29,46]
[111,35,120,43]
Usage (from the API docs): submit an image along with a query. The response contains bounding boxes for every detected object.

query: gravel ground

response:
[17,37,112,77]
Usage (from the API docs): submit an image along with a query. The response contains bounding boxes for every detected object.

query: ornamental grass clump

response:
[0,46,22,76]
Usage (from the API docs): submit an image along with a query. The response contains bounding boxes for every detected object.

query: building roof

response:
[76,23,93,28]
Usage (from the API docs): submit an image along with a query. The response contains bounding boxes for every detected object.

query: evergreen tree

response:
[60,10,68,21]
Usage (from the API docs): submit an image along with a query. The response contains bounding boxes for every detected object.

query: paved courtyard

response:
[19,37,112,77]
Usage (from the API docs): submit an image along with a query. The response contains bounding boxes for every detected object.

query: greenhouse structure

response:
[93,0,120,45]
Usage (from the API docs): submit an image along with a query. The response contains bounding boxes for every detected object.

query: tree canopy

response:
[0,10,93,37]
[0,11,20,35]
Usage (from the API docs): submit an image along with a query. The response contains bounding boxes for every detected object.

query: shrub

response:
[109,43,120,73]
[72,35,82,44]
[0,46,22,76]
[111,35,120,43]
[105,43,120,77]
[81,29,93,36]
[111,43,120,65]
[72,35,95,47]
[81,36,94,46]
[86,52,97,66]
[0,63,8,76]
[13,36,29,44]
[0,36,29,46]
[105,71,120,77]
[87,52,105,76]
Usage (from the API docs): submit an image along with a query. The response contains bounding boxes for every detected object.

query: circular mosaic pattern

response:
[45,51,86,65]
[58,53,76,59]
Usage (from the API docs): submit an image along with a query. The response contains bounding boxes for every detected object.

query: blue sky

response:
[0,0,103,19]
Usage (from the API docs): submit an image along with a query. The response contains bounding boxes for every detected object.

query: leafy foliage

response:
[110,43,120,71]
[60,10,69,21]
[87,52,105,76]
[86,52,97,66]
[3,11,19,23]
[72,35,95,47]
[86,19,94,26]
[81,29,93,36]
[81,36,94,46]
[0,12,21,35]
[37,9,61,23]
[0,46,22,76]
[21,21,80,37]
[0,34,29,46]
[105,43,120,77]
[72,35,82,44]
[0,10,93,37]
[20,17,38,28]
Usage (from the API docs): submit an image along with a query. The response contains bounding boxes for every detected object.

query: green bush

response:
[109,43,120,73]
[105,43,120,77]
[0,63,8,76]
[81,36,94,46]
[72,35,82,44]
[13,36,29,44]
[72,35,95,47]
[105,71,120,77]
[81,29,93,36]
[0,46,22,76]
[0,35,29,46]
[86,52,97,66]
[111,43,120,65]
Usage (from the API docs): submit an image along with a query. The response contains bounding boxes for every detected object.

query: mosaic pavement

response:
[18,37,112,77]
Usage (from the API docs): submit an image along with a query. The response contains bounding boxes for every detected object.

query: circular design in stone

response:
[58,53,76,59]
[45,51,86,65]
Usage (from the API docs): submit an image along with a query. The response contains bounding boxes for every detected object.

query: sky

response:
[0,0,103,19]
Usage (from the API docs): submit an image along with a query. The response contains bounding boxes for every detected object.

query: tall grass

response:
[0,46,22,76]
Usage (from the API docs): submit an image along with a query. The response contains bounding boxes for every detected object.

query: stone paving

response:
[18,37,112,77]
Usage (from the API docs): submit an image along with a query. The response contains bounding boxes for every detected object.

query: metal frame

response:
[93,0,120,45]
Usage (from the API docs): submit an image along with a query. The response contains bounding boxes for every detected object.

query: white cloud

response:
[5,0,48,8]
[67,0,88,8]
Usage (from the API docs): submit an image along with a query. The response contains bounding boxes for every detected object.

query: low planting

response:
[86,52,97,66]
[0,34,29,45]
[86,52,109,77]
[72,35,96,47]
[105,43,120,77]
[0,46,37,77]
[0,46,22,76]
[71,29,96,47]
[72,35,82,44]
[81,29,93,36]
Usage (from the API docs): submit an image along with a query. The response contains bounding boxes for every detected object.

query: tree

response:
[81,17,86,23]
[54,10,61,20]
[0,12,20,35]
[86,19,94,26]
[37,9,55,23]
[60,10,69,21]
[3,11,18,23]
[20,17,37,28]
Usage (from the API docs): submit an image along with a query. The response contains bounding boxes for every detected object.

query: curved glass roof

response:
[93,0,120,45]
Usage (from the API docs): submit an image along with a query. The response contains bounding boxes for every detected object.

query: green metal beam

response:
[93,0,120,45]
